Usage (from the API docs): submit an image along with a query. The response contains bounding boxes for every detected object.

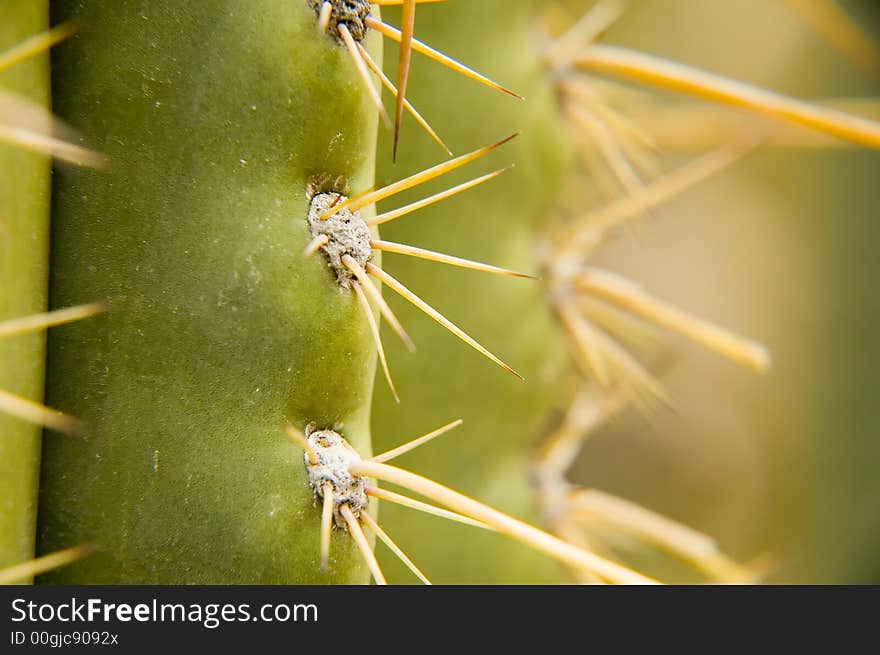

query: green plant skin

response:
[372,1,574,583]
[0,0,51,581]
[38,1,382,583]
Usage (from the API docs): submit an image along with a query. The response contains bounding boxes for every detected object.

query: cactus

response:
[37,0,384,584]
[371,0,880,584]
[0,0,52,580]
[2,1,879,585]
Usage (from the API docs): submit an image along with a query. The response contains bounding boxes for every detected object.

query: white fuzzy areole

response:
[307,192,373,289]
[304,427,368,528]
[307,0,372,41]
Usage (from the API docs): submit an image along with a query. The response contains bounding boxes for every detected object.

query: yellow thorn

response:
[573,44,880,149]
[320,482,334,570]
[371,239,536,279]
[350,460,658,584]
[369,167,508,226]
[547,516,606,585]
[359,511,432,584]
[366,485,493,531]
[352,281,399,402]
[532,384,629,482]
[317,2,333,33]
[784,0,880,78]
[576,268,771,373]
[365,17,523,99]
[303,233,330,258]
[0,22,79,73]
[571,488,718,561]
[561,79,660,175]
[340,505,387,585]
[0,87,106,165]
[357,42,452,156]
[556,300,611,388]
[342,255,416,352]
[590,328,670,409]
[544,0,628,69]
[320,134,517,221]
[569,488,755,583]
[0,388,84,434]
[0,544,95,585]
[575,136,627,204]
[566,103,652,223]
[625,98,880,152]
[0,303,106,340]
[393,0,417,161]
[0,123,106,168]
[370,418,462,463]
[371,0,447,5]
[580,295,665,355]
[366,263,523,379]
[283,421,317,465]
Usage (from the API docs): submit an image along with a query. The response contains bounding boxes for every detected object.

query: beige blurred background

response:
[557,0,880,583]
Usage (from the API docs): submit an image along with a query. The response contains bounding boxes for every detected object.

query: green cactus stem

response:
[0,0,51,582]
[37,0,382,583]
